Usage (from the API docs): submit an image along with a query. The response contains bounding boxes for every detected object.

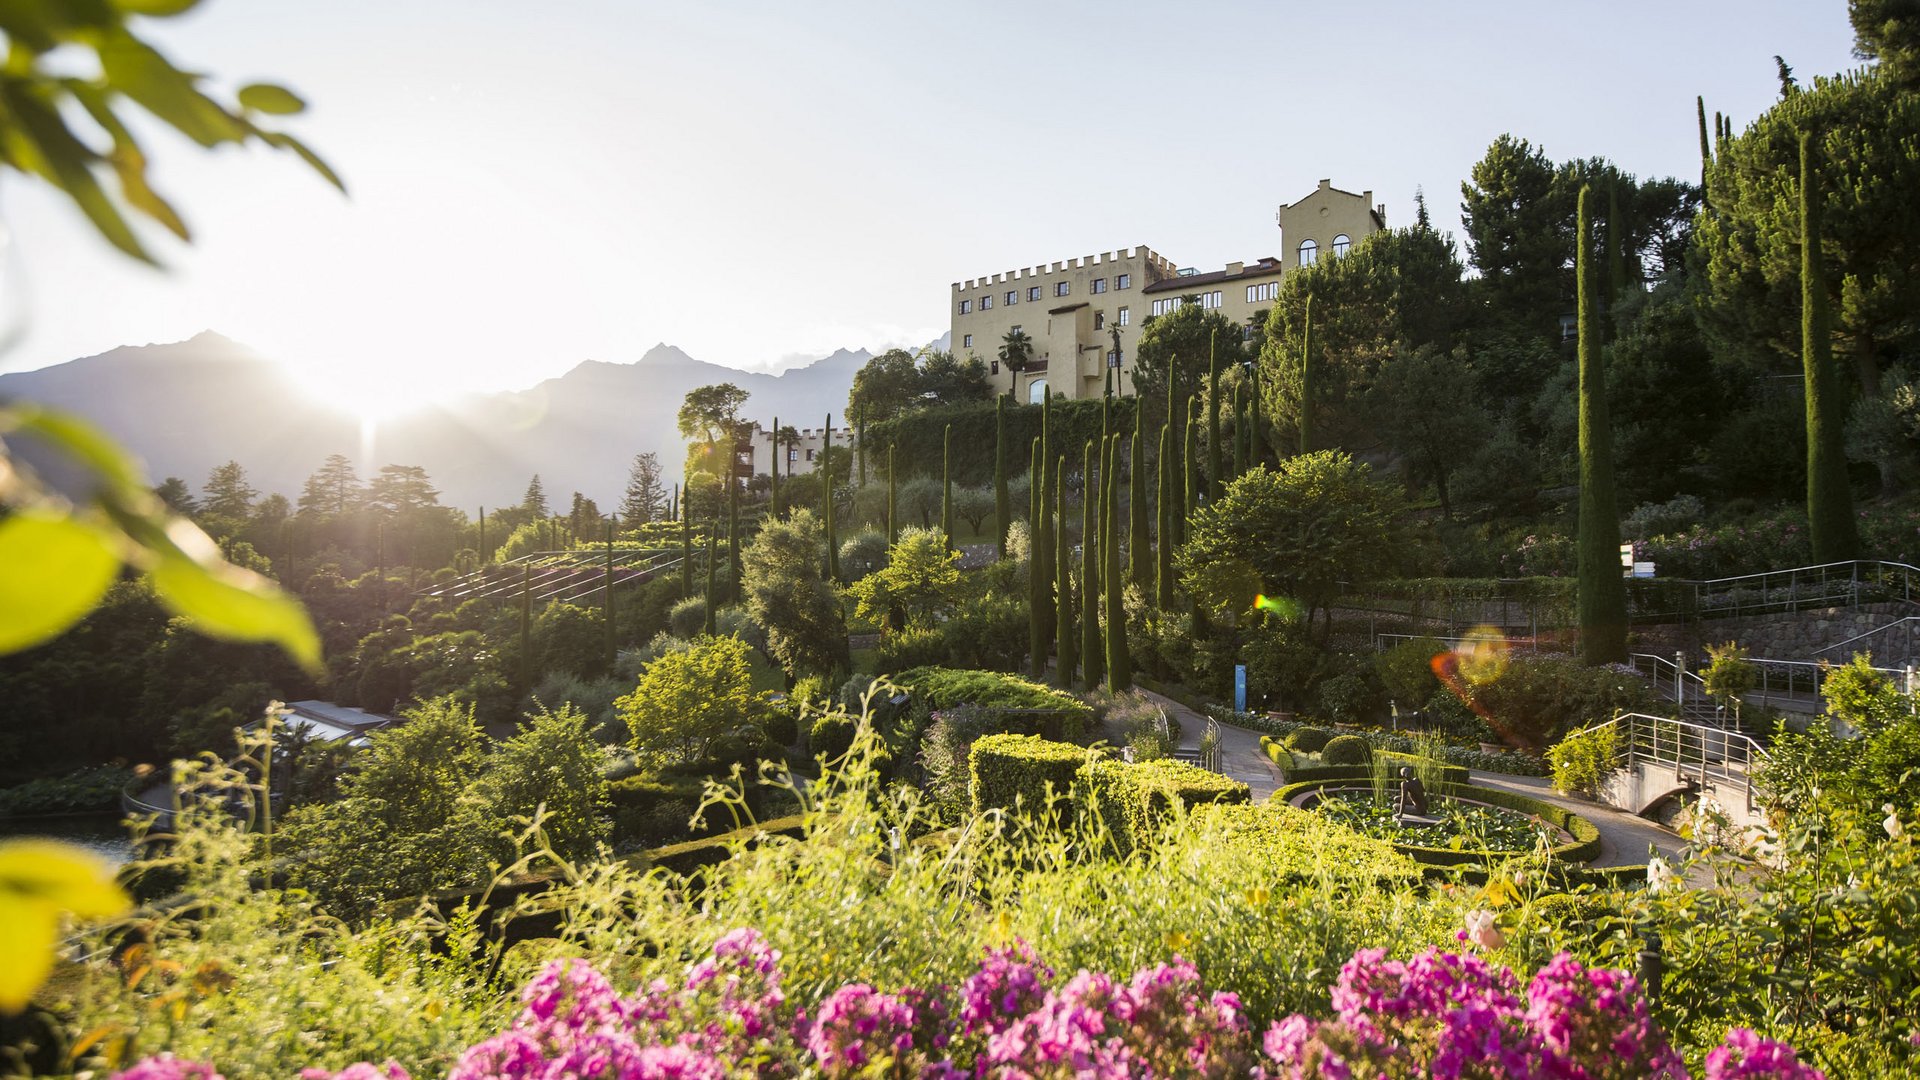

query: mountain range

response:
[0,331,900,511]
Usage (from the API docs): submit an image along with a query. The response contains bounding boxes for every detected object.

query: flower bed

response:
[1277,779,1604,867]
[121,932,1821,1079]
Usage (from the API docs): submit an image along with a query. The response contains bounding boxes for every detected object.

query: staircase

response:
[417,548,688,606]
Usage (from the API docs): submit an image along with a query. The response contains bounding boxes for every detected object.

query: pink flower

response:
[1704,1027,1826,1079]
[113,1056,223,1080]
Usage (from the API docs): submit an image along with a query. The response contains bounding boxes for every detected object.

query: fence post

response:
[1674,651,1685,708]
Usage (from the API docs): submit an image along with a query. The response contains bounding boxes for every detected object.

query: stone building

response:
[948,179,1386,403]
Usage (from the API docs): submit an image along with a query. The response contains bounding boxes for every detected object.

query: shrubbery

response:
[1549,723,1621,798]
[968,733,1086,820]
[1075,756,1250,858]
[1322,734,1373,766]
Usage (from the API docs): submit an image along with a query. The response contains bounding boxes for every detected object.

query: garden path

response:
[1133,688,1284,800]
[1133,687,1707,881]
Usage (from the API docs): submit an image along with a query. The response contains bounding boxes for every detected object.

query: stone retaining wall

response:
[1634,602,1918,666]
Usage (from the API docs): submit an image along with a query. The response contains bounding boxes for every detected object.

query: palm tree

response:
[998,327,1034,372]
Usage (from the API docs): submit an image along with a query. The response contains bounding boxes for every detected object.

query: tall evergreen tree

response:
[680,485,693,597]
[520,474,549,518]
[1298,293,1314,454]
[1106,436,1131,691]
[1249,361,1265,469]
[1183,395,1200,526]
[1156,422,1175,609]
[856,405,867,489]
[1029,438,1048,679]
[201,460,258,521]
[823,412,839,581]
[297,454,360,517]
[942,424,954,549]
[1130,403,1149,591]
[1231,383,1246,478]
[1575,184,1628,665]
[620,451,667,526]
[1054,455,1073,687]
[887,446,898,545]
[1206,330,1223,502]
[1081,440,1102,691]
[768,416,780,519]
[727,473,741,602]
[604,517,616,665]
[702,530,717,636]
[1801,131,1860,561]
[1696,95,1713,204]
[994,396,1010,558]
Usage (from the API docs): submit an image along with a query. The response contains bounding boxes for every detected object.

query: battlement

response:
[952,245,1176,293]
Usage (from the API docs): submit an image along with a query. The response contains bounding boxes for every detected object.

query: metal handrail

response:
[1609,711,1769,814]
[1812,616,1920,656]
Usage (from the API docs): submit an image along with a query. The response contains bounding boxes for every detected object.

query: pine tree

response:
[1206,329,1223,503]
[1080,440,1102,691]
[1130,402,1149,592]
[994,396,1010,558]
[520,474,549,518]
[1105,436,1131,691]
[942,423,954,549]
[1575,184,1628,665]
[1054,454,1073,687]
[1298,293,1314,454]
[201,460,258,520]
[1801,131,1860,562]
[1156,422,1175,609]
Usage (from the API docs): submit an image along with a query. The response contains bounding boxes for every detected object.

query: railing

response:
[1681,560,1920,621]
[1601,711,1770,814]
[1812,616,1920,659]
[1743,656,1910,711]
[1628,652,1710,710]
[415,548,685,605]
[1372,631,1552,654]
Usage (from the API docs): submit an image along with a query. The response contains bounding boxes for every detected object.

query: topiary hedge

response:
[607,775,710,847]
[642,814,810,878]
[1255,739,1470,786]
[1075,757,1251,858]
[1322,734,1373,766]
[1285,727,1335,753]
[896,666,1093,740]
[810,713,856,762]
[969,733,1088,821]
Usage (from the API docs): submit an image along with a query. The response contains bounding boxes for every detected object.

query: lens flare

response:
[1254,594,1303,620]
[1453,626,1510,686]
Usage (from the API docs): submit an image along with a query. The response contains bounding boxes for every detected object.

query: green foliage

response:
[1178,451,1406,625]
[809,711,856,762]
[847,348,990,424]
[1547,723,1620,797]
[467,703,610,864]
[895,666,1092,738]
[1075,756,1251,859]
[1322,734,1373,767]
[1375,636,1444,709]
[606,775,709,847]
[1286,727,1335,754]
[615,635,760,767]
[1463,652,1654,750]
[741,508,849,681]
[968,733,1086,819]
[0,765,133,816]
[1700,641,1759,707]
[864,397,1139,488]
[875,625,946,674]
[1800,132,1861,561]
[848,526,960,630]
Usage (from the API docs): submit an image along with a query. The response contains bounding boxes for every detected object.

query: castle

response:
[949,180,1386,402]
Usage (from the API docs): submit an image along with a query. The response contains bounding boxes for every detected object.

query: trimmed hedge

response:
[607,776,709,847]
[1257,739,1471,787]
[1210,705,1552,777]
[810,713,856,761]
[1322,734,1372,766]
[969,733,1088,820]
[1274,779,1604,867]
[1286,727,1334,753]
[895,667,1093,740]
[642,814,809,878]
[1076,757,1251,858]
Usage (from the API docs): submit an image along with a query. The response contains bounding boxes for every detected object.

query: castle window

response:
[1091,277,1107,294]
[1298,239,1318,267]
[959,299,973,314]
[1200,291,1223,310]
[1118,306,1130,326]
[1247,285,1258,303]
[1055,281,1070,297]
[1028,286,1041,302]
[1117,273,1131,289]
[1028,379,1049,404]
[963,334,974,348]
[1094,311,1105,330]
[806,449,816,462]
[1332,234,1352,257]
[1006,290,1017,305]
[991,360,1000,375]
[981,294,993,310]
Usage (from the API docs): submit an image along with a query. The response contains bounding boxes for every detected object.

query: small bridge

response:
[416,548,690,606]
[1585,712,1771,843]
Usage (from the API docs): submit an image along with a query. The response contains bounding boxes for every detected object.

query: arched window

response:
[1332,234,1351,257]
[1298,238,1318,267]
[1028,379,1049,405]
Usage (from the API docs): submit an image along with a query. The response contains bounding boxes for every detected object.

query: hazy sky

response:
[0,0,1859,414]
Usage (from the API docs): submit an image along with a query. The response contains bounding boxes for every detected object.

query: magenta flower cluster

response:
[1265,947,1822,1080]
[113,936,1823,1079]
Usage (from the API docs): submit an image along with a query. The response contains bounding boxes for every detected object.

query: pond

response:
[1312,790,1560,854]
[0,814,138,865]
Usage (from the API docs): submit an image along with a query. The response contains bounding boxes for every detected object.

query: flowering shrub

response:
[116,937,1821,1079]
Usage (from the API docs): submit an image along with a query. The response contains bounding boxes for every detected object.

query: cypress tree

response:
[680,487,693,597]
[1054,455,1073,687]
[604,517,616,666]
[857,405,867,489]
[1206,329,1222,502]
[1231,382,1246,479]
[1130,402,1148,591]
[1801,131,1859,561]
[1250,361,1264,469]
[770,415,780,518]
[1298,293,1315,454]
[1183,395,1200,526]
[1156,422,1175,609]
[728,472,742,601]
[1081,440,1102,690]
[887,446,898,545]
[1029,438,1048,679]
[823,412,839,581]
[1037,398,1054,645]
[994,396,1009,558]
[1607,183,1627,314]
[1575,184,1628,665]
[942,424,954,549]
[476,507,485,566]
[1106,436,1131,691]
[520,563,531,692]
[702,530,717,636]
[1696,96,1712,204]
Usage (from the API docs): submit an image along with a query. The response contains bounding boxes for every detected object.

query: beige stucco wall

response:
[750,425,851,477]
[1276,179,1387,271]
